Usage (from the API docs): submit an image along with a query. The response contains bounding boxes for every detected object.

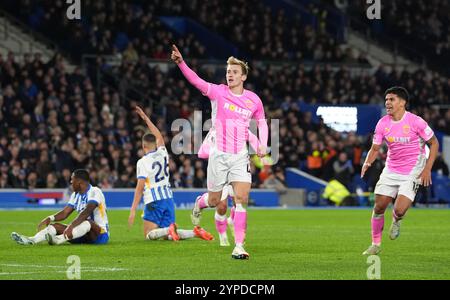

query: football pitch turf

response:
[1,208,450,280]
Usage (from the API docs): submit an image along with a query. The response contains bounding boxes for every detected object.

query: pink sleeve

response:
[248,130,260,151]
[414,116,434,141]
[372,119,384,145]
[253,100,268,148]
[178,61,210,96]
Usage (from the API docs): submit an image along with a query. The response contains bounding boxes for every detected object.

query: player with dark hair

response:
[128,106,213,242]
[361,87,439,255]
[11,169,110,245]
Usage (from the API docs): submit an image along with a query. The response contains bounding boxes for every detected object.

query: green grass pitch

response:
[1,208,450,280]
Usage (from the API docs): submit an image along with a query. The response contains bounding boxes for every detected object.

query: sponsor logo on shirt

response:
[386,136,411,144]
[224,102,252,117]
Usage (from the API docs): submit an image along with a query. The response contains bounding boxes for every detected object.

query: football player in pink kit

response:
[361,87,439,255]
[171,45,268,259]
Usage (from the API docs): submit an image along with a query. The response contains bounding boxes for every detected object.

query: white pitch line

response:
[0,272,42,276]
[1,264,65,269]
[0,263,127,271]
[0,269,128,276]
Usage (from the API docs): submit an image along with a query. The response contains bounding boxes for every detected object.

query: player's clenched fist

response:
[171,44,183,64]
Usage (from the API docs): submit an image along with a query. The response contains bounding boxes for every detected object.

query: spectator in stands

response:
[432,153,450,177]
[307,142,323,178]
[57,168,72,188]
[262,168,288,194]
[333,152,354,188]
[0,173,11,188]
[322,179,358,206]
[26,171,39,190]
[46,172,59,189]
[193,169,206,188]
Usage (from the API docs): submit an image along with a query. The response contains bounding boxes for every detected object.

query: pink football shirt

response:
[178,61,267,154]
[204,84,265,153]
[373,111,434,175]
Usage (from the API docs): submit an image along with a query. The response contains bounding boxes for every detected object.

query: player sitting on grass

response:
[11,169,110,245]
[128,106,213,242]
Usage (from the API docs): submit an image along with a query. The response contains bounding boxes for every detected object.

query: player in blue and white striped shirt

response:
[11,169,109,245]
[128,106,213,242]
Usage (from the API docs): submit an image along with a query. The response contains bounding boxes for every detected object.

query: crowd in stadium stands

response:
[167,0,362,62]
[1,51,449,193]
[334,0,450,74]
[0,0,368,64]
[1,0,207,62]
[0,0,449,194]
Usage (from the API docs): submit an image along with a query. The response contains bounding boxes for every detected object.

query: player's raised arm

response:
[171,44,210,96]
[135,106,164,148]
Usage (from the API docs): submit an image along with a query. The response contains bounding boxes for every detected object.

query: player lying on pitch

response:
[128,106,213,242]
[11,169,110,245]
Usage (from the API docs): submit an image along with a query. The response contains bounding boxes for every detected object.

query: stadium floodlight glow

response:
[316,106,358,132]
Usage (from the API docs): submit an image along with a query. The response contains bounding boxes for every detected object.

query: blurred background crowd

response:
[0,0,448,205]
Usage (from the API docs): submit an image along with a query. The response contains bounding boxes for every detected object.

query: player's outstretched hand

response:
[37,217,51,232]
[171,44,183,64]
[417,168,432,187]
[128,210,136,229]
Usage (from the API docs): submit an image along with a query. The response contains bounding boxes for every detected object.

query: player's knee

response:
[209,194,221,206]
[47,224,57,235]
[234,194,248,204]
[373,206,386,215]
[52,223,66,234]
[146,230,158,240]
[216,201,227,215]
[393,208,405,218]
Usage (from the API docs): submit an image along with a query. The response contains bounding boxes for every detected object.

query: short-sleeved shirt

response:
[136,146,173,204]
[373,111,434,175]
[67,185,109,234]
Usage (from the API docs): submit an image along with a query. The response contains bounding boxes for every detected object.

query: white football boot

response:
[11,232,33,245]
[232,245,249,260]
[190,196,202,226]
